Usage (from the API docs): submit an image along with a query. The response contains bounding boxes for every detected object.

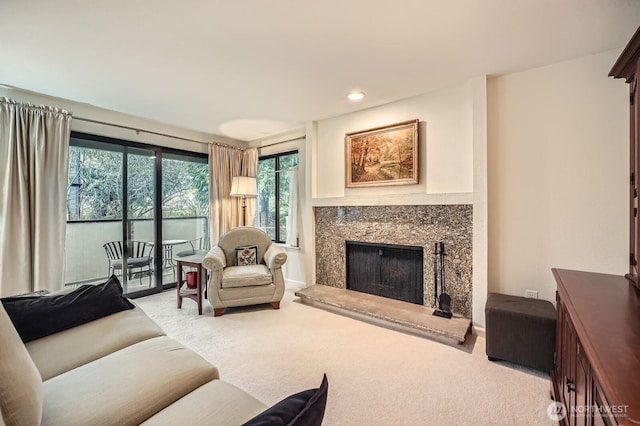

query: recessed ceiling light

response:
[347,91,365,101]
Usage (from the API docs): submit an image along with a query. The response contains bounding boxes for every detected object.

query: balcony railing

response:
[64,216,208,288]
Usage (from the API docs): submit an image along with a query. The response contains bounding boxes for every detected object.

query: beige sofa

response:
[203,227,287,317]
[0,300,268,425]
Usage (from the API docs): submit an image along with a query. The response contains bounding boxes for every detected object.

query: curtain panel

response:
[208,144,258,245]
[0,98,72,296]
[286,169,299,247]
[241,148,258,226]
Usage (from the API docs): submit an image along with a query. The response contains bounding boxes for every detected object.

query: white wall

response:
[314,83,474,199]
[0,85,241,150]
[487,49,629,303]
[471,75,489,330]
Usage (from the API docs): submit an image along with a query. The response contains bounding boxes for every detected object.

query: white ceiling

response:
[1,0,639,141]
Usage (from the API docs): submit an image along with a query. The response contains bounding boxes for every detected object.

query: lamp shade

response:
[230,176,258,197]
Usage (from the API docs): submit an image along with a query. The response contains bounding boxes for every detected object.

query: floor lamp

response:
[230,176,258,226]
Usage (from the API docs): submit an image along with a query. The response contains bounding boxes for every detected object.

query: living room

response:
[2,1,640,425]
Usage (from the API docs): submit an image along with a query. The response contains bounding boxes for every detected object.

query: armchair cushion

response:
[222,265,273,289]
[235,245,258,266]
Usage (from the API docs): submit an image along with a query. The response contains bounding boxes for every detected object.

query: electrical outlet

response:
[525,290,538,299]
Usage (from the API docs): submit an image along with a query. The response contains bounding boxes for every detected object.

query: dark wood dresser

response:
[552,269,640,425]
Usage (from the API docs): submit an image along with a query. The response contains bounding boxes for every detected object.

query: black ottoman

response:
[485,292,556,373]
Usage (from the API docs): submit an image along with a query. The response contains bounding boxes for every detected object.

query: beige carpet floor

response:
[135,286,557,426]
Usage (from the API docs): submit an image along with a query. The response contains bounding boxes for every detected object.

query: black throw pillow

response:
[243,374,328,426]
[0,275,134,343]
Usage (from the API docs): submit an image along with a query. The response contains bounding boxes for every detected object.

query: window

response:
[257,151,298,243]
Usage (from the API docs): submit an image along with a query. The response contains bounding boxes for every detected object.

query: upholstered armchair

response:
[202,227,287,317]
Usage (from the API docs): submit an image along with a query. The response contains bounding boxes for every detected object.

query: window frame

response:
[258,150,298,243]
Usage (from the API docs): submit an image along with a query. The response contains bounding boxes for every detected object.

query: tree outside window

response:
[257,151,298,242]
[67,146,209,221]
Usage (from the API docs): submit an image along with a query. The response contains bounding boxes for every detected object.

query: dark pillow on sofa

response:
[242,374,328,426]
[0,275,134,343]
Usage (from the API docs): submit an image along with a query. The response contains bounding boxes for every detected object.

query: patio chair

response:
[175,237,210,258]
[103,241,154,286]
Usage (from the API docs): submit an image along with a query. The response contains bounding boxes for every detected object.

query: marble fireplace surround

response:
[314,205,473,318]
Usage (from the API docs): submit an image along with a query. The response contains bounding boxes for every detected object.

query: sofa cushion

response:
[0,303,43,426]
[242,374,328,426]
[141,380,267,426]
[1,275,134,343]
[42,336,219,426]
[222,265,273,288]
[27,302,165,381]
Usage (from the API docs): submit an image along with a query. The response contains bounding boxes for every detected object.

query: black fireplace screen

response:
[346,241,423,305]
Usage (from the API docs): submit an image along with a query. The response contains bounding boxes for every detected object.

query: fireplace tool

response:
[433,241,453,319]
[433,242,439,308]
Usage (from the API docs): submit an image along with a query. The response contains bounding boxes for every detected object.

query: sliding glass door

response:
[124,147,158,293]
[65,132,209,297]
[66,140,128,289]
[66,137,159,295]
[160,153,210,286]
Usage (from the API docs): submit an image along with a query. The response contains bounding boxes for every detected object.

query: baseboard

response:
[472,325,486,337]
[285,279,306,289]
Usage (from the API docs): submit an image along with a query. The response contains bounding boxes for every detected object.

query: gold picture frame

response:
[345,119,419,188]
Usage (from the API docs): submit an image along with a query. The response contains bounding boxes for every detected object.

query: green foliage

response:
[67,146,209,221]
[68,147,122,220]
[161,159,209,218]
[256,152,298,241]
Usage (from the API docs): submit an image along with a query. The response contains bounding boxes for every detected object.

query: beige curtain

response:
[0,98,72,296]
[285,168,299,247]
[208,145,258,245]
[242,148,258,226]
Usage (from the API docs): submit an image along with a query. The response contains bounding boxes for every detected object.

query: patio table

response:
[162,239,188,275]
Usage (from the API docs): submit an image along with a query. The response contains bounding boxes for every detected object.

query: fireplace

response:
[346,241,424,304]
[314,205,473,318]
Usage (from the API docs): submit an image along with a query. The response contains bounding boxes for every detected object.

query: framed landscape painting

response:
[345,119,419,188]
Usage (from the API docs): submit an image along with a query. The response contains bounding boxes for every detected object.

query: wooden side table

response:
[176,253,207,315]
